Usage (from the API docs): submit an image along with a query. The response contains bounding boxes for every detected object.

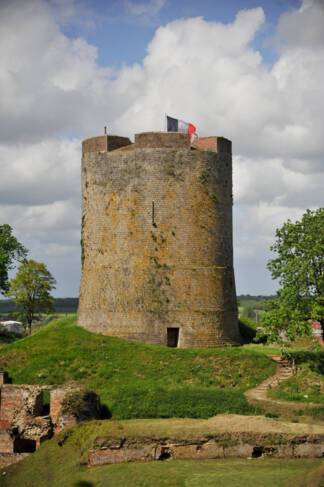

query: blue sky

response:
[63,0,299,67]
[0,0,323,297]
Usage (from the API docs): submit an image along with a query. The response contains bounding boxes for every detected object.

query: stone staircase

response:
[245,355,294,403]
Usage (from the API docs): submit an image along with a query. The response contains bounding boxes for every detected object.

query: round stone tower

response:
[78,131,242,347]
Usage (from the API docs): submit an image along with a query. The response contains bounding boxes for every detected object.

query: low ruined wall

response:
[0,377,99,468]
[88,433,324,466]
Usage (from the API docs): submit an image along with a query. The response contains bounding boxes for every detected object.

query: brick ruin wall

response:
[78,132,241,347]
[0,386,43,426]
[0,376,99,466]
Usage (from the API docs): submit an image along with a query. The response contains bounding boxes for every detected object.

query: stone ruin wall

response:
[0,373,99,467]
[78,131,242,347]
[88,433,324,467]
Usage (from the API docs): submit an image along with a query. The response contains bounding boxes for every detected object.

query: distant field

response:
[236,295,274,327]
[0,297,78,314]
[0,295,275,316]
[238,295,275,303]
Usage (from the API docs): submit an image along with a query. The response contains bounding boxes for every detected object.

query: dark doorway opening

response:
[252,446,264,458]
[157,447,172,460]
[14,438,37,453]
[167,328,179,347]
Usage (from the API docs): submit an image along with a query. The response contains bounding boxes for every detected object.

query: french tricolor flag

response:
[166,115,197,138]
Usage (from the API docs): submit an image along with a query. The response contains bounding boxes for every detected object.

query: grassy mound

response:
[0,315,276,419]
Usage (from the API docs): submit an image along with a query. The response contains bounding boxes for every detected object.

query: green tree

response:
[262,208,324,341]
[7,260,56,334]
[0,224,27,294]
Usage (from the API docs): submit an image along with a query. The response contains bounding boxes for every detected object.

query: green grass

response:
[4,460,322,487]
[2,423,321,487]
[269,368,324,404]
[0,315,276,419]
[242,343,283,356]
[110,386,260,419]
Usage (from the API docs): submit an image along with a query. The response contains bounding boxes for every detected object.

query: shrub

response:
[282,350,324,374]
[0,328,21,344]
[239,316,258,330]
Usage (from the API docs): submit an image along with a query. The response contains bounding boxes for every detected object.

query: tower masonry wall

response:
[78,132,241,347]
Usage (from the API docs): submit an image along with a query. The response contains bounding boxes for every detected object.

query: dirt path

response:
[245,355,295,403]
[244,355,323,423]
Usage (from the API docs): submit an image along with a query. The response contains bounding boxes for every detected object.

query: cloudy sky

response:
[0,0,323,296]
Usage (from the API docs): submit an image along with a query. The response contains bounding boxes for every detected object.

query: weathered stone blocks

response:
[135,131,190,149]
[0,429,14,454]
[0,385,44,424]
[192,136,232,153]
[82,135,131,155]
[87,433,324,467]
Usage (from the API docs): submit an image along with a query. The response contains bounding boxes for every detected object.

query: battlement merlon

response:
[82,135,132,155]
[82,132,232,155]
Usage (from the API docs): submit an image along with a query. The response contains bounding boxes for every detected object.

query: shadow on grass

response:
[100,404,112,419]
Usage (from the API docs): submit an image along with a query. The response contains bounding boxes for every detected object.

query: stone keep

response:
[78,132,242,347]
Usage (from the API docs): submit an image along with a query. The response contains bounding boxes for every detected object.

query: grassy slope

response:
[2,419,323,487]
[259,349,324,411]
[269,366,324,405]
[0,315,277,419]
